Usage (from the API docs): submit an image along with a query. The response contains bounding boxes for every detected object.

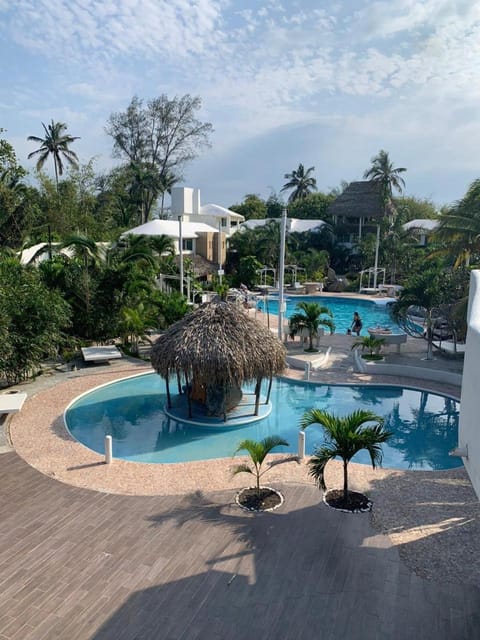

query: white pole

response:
[278,208,287,341]
[104,435,112,464]
[218,220,223,285]
[178,215,184,297]
[298,430,305,460]
[373,223,380,290]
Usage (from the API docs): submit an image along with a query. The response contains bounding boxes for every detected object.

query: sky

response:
[1,0,480,210]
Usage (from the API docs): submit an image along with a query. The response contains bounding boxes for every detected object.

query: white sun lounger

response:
[81,346,123,363]
[0,392,27,415]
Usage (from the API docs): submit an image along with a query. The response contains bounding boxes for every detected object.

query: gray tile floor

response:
[0,453,478,640]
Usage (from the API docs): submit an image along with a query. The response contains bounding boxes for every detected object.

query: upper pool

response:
[256,295,399,333]
[65,374,461,471]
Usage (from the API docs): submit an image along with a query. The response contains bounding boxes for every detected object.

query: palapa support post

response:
[223,384,227,423]
[165,370,172,409]
[254,377,262,416]
[265,376,273,404]
[185,374,193,419]
[177,370,182,394]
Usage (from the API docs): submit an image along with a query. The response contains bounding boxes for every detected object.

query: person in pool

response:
[351,311,363,336]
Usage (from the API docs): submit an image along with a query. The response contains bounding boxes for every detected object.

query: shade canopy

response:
[151,301,286,387]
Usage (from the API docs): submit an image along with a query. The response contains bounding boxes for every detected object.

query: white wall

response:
[459,270,480,499]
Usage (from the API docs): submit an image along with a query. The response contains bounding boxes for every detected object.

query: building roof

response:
[199,203,244,221]
[240,218,325,232]
[402,219,440,232]
[123,219,218,240]
[327,181,385,219]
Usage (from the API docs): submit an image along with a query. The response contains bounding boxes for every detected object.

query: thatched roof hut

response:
[328,181,385,219]
[151,301,286,419]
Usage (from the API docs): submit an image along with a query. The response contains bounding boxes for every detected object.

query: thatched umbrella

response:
[151,301,286,421]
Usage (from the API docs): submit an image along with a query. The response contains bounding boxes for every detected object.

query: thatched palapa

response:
[328,181,384,219]
[151,301,286,420]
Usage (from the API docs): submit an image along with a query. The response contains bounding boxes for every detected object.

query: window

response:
[182,239,193,251]
[221,217,227,227]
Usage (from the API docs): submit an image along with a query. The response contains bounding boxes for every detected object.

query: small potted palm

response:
[289,301,335,352]
[232,436,290,512]
[300,409,392,512]
[351,335,385,361]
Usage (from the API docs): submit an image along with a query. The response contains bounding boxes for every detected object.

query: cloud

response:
[2,0,480,205]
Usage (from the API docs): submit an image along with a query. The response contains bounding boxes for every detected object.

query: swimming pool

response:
[257,295,399,334]
[65,374,460,471]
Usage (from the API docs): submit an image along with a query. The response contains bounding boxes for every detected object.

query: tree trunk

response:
[343,460,348,501]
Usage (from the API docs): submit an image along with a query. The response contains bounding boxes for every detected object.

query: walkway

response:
[1,452,479,640]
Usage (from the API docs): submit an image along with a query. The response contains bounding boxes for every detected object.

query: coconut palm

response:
[289,301,335,351]
[433,179,480,267]
[281,163,317,203]
[27,120,80,188]
[232,436,289,497]
[363,150,406,201]
[300,409,392,500]
[159,170,178,217]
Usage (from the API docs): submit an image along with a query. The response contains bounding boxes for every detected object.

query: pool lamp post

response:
[178,215,184,296]
[278,207,288,342]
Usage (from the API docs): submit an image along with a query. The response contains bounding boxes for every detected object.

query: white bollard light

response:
[304,362,311,381]
[298,430,306,460]
[105,435,113,464]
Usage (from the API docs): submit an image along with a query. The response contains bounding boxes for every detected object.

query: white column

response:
[278,208,287,341]
[218,220,223,285]
[178,215,184,296]
[104,435,112,464]
[373,223,380,289]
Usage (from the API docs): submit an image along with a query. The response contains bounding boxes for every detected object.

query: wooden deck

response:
[0,452,479,639]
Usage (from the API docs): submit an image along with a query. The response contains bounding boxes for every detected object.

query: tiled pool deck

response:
[1,321,479,639]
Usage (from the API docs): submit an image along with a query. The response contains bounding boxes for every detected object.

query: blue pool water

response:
[257,295,399,334]
[65,374,460,470]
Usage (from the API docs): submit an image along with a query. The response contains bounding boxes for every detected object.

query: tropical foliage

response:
[300,409,392,500]
[27,121,80,188]
[351,335,385,357]
[232,436,289,496]
[281,163,317,203]
[289,301,334,351]
[363,149,406,201]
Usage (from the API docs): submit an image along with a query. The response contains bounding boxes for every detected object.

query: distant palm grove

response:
[0,95,475,385]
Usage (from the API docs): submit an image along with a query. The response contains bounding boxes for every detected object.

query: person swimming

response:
[351,312,363,336]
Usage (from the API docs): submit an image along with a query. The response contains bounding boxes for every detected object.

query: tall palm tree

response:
[159,170,178,217]
[363,150,406,201]
[289,301,334,351]
[433,179,480,267]
[300,409,392,500]
[281,163,317,203]
[27,120,80,188]
[232,435,289,497]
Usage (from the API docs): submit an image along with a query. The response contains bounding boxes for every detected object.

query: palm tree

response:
[300,409,392,501]
[289,301,334,351]
[433,179,480,268]
[393,268,446,359]
[232,436,289,497]
[159,171,178,217]
[351,335,385,358]
[27,120,80,188]
[281,163,317,203]
[363,150,406,205]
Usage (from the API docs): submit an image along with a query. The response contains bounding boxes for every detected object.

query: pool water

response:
[257,295,399,334]
[65,374,460,470]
